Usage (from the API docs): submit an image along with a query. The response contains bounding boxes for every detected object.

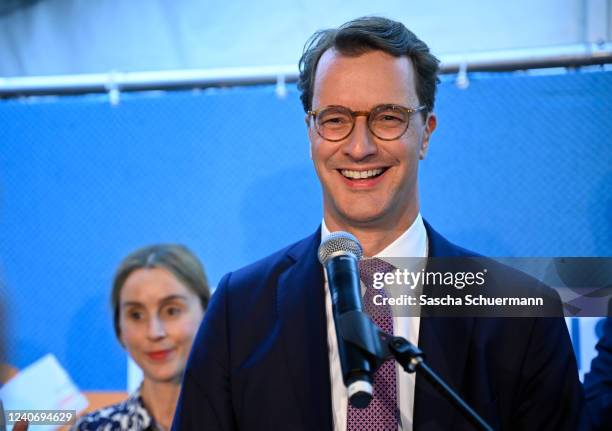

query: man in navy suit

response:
[172,17,586,430]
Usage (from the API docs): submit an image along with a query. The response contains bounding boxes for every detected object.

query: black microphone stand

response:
[338,311,494,431]
[387,336,494,431]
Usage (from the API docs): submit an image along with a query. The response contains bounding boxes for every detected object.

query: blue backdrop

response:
[1,70,611,390]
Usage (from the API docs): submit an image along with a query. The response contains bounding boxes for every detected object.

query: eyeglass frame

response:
[307,103,427,142]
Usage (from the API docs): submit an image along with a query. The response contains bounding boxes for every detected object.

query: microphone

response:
[318,231,373,408]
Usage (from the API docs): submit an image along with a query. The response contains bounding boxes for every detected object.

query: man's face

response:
[309,49,436,232]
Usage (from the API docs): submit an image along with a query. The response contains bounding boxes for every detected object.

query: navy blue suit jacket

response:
[584,317,612,430]
[173,222,586,430]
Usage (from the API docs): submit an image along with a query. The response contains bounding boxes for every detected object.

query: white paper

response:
[0,354,88,431]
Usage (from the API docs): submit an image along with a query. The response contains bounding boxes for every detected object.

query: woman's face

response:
[118,267,204,384]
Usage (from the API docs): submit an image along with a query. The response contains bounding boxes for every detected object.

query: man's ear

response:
[419,112,437,160]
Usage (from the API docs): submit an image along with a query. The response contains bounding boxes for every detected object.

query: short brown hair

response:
[111,244,210,338]
[298,16,440,115]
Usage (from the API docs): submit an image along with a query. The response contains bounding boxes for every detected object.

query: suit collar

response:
[424,219,471,257]
[286,227,321,262]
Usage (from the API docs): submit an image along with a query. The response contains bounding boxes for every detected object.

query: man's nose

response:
[342,116,378,160]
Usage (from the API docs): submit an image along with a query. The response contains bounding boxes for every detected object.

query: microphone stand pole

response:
[387,336,494,431]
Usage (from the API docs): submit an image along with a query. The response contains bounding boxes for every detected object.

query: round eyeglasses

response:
[307,104,426,142]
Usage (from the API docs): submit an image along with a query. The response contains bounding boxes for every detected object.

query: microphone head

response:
[318,231,363,265]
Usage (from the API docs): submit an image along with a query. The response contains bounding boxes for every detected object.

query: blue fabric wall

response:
[1,70,610,390]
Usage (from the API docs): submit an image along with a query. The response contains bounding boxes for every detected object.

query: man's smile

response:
[339,168,387,179]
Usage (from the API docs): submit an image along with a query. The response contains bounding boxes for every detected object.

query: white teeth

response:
[341,168,384,179]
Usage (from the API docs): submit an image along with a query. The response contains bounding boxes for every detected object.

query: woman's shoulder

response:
[71,391,154,431]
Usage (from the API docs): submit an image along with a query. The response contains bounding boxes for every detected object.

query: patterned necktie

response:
[347,258,398,431]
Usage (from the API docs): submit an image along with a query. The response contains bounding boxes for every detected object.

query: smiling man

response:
[172,17,586,430]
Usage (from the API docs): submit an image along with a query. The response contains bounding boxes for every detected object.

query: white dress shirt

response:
[322,214,428,431]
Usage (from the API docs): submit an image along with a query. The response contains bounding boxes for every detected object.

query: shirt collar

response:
[321,213,428,259]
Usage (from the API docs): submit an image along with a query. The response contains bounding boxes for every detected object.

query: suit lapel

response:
[414,221,475,429]
[276,228,333,430]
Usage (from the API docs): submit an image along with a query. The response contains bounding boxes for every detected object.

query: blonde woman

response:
[73,244,210,431]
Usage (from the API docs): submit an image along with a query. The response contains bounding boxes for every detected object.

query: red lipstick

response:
[146,349,174,361]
